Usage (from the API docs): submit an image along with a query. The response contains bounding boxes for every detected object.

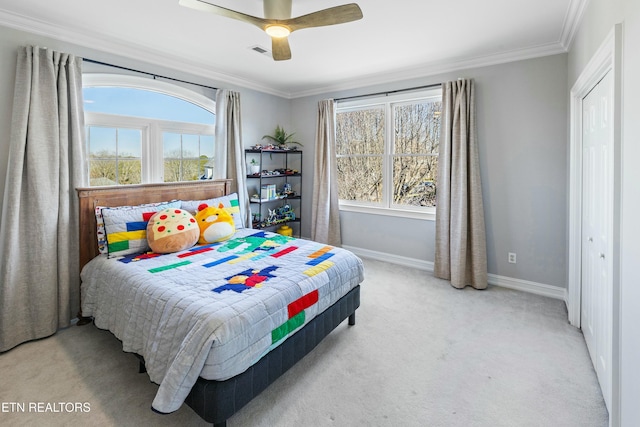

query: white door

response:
[581,70,613,410]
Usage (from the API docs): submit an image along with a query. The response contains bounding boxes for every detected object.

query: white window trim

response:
[339,203,436,221]
[83,73,216,113]
[336,87,441,221]
[86,112,215,183]
[84,113,150,183]
[83,74,216,185]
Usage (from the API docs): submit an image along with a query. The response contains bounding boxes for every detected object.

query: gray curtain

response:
[434,79,488,289]
[0,46,87,352]
[311,99,342,246]
[214,89,251,228]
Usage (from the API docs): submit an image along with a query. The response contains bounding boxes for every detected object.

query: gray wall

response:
[292,54,569,288]
[568,0,640,424]
[0,24,570,290]
[0,24,291,227]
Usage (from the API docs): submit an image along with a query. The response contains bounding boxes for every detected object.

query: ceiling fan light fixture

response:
[265,24,291,38]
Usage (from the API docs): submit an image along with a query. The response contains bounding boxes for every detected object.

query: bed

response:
[76,180,363,426]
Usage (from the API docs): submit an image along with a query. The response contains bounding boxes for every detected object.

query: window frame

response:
[83,73,216,185]
[336,88,442,220]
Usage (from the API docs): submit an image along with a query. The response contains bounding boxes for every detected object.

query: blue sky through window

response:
[163,133,214,158]
[87,127,142,157]
[83,87,214,124]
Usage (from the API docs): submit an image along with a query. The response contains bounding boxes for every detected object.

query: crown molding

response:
[290,41,567,99]
[559,0,589,50]
[287,0,587,98]
[0,8,290,98]
[0,0,587,100]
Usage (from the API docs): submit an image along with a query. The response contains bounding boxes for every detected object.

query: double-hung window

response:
[83,74,216,186]
[336,87,442,219]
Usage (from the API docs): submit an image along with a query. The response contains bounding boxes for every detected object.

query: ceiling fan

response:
[179,0,363,61]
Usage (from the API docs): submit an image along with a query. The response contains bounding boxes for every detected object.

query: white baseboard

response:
[486,274,565,300]
[342,245,435,271]
[342,245,565,300]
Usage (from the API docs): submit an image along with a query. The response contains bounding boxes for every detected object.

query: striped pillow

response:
[101,201,181,258]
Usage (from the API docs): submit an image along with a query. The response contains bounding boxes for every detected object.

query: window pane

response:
[87,126,141,186]
[337,156,383,203]
[118,128,142,157]
[84,87,214,125]
[394,100,441,155]
[181,159,202,181]
[88,126,116,156]
[393,155,438,207]
[89,159,117,186]
[117,159,142,185]
[162,132,213,182]
[164,159,181,182]
[182,134,200,158]
[163,132,181,182]
[163,132,181,158]
[200,135,214,158]
[336,107,384,155]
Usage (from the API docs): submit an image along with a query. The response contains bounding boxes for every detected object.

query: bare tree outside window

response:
[87,127,142,186]
[336,92,441,212]
[163,133,214,182]
[393,100,441,207]
[336,107,384,203]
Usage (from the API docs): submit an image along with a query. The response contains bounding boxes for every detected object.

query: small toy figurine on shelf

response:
[252,212,261,226]
[277,204,295,221]
[267,208,277,224]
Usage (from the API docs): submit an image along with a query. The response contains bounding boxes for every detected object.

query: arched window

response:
[83,74,216,186]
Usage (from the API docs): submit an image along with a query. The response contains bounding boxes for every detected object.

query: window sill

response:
[339,203,435,221]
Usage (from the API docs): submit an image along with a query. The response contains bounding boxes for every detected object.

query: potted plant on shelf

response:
[262,125,302,150]
[248,158,260,175]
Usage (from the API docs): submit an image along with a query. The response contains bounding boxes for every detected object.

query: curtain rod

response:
[334,83,442,102]
[334,82,442,103]
[82,58,218,91]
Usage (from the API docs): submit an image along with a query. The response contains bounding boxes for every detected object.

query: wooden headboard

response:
[76,179,231,272]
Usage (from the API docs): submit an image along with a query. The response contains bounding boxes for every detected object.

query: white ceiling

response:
[0,0,585,98]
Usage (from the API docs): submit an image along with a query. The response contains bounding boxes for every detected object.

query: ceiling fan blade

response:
[179,0,268,31]
[271,36,292,61]
[286,3,363,32]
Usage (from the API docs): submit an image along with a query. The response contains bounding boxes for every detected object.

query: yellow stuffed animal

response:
[195,203,236,244]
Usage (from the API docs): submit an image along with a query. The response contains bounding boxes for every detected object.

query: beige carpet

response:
[0,258,608,426]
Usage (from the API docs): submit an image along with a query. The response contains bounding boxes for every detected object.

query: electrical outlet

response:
[508,252,517,264]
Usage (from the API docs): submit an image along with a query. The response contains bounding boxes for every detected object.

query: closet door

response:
[581,70,613,410]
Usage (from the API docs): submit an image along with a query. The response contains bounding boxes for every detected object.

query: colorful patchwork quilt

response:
[80,228,364,414]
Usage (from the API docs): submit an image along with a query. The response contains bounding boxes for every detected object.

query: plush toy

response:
[195,203,236,244]
[146,208,199,253]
